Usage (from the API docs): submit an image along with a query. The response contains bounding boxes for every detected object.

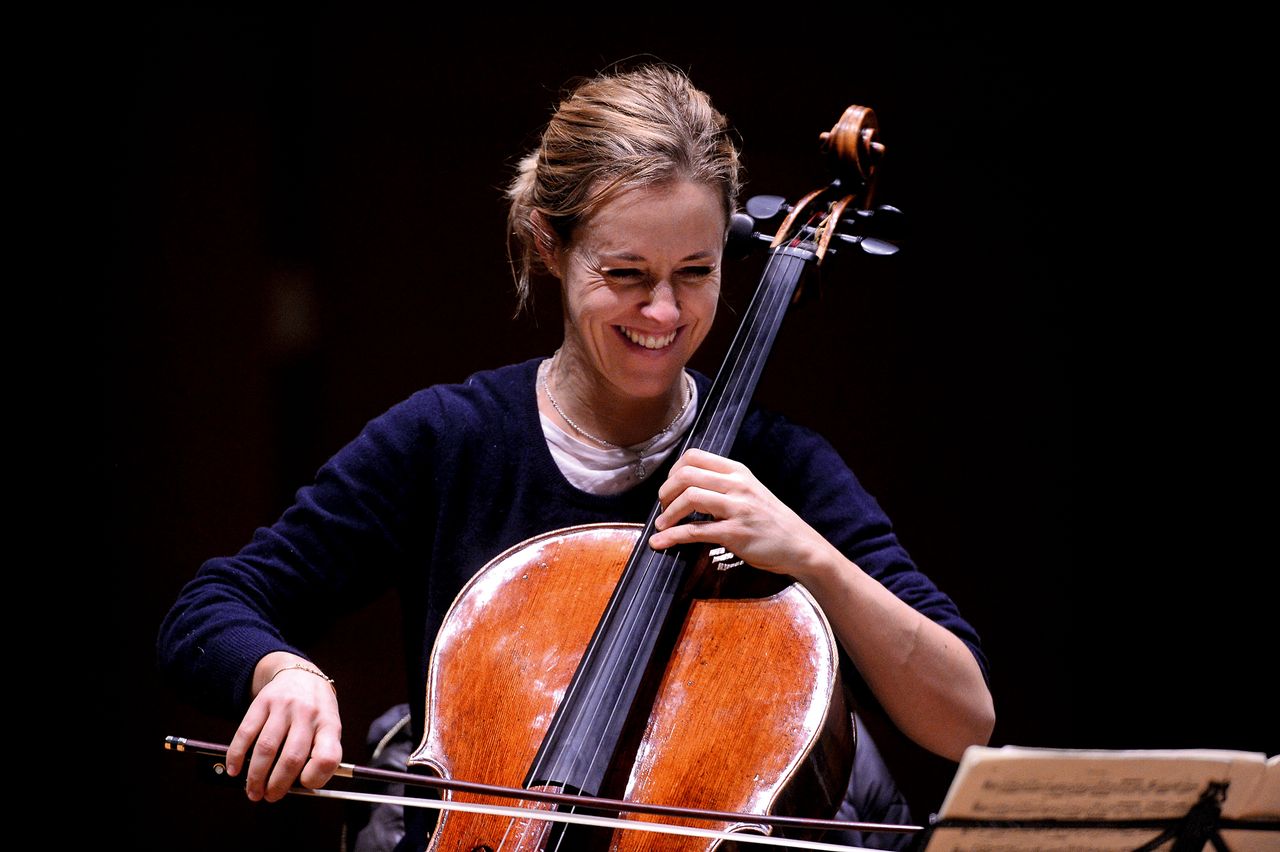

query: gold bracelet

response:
[270,663,337,695]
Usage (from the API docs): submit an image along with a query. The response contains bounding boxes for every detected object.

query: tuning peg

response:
[859,238,898,256]
[725,212,759,260]
[842,204,906,242]
[745,195,789,221]
[869,204,905,233]
[832,234,899,256]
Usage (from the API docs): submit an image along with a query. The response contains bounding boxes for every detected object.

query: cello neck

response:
[680,245,813,459]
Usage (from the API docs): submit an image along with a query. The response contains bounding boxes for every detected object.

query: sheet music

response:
[923,746,1279,852]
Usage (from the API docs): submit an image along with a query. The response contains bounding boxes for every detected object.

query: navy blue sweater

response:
[158,356,986,748]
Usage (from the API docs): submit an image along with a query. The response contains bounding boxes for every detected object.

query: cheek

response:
[689,285,720,329]
[564,285,621,333]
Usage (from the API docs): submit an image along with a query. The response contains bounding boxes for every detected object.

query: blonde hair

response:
[506,65,741,313]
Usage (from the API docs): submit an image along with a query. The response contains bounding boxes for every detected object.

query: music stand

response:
[913,746,1279,852]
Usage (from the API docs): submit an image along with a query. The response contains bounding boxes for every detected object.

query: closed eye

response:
[679,266,715,278]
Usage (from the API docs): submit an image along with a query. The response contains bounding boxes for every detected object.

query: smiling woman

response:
[542,180,723,463]
[157,63,992,851]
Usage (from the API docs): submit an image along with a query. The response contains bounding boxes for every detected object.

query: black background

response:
[107,11,1274,849]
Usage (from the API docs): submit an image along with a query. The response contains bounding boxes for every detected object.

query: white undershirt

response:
[538,360,699,496]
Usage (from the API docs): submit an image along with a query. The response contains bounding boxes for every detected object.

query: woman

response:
[158,64,994,850]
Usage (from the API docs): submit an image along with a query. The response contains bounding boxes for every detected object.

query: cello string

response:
[547,240,806,849]
[555,251,813,835]
[498,784,536,851]
[693,244,803,469]
[703,248,804,454]
[710,209,822,455]
[543,241,798,852]
[534,236,792,790]
[532,234,793,844]
[700,223,810,457]
[534,205,824,848]
[500,793,554,851]
[571,243,810,800]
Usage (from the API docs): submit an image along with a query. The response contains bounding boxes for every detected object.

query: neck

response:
[541,347,688,448]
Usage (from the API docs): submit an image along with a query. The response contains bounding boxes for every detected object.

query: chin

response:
[617,367,687,400]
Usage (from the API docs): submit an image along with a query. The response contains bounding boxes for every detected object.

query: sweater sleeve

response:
[156,391,438,718]
[736,409,990,685]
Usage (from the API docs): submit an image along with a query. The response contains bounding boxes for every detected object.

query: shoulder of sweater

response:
[308,360,539,489]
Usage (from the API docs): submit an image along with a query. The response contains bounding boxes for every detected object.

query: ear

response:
[530,210,562,279]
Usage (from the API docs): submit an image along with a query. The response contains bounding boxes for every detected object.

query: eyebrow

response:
[600,251,717,264]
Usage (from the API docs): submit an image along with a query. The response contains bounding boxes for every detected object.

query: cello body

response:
[411,524,855,850]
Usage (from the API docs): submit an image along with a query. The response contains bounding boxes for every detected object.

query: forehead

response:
[571,181,726,257]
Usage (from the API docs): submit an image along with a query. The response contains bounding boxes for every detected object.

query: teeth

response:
[621,327,677,349]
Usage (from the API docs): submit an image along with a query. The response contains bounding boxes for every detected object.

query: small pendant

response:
[634,458,648,479]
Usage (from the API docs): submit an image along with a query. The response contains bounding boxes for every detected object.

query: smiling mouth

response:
[618,326,678,350]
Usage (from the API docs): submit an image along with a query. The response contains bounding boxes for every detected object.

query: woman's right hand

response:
[225,651,344,802]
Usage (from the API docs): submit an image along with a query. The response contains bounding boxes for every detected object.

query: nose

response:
[641,280,680,325]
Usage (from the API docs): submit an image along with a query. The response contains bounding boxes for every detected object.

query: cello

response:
[410,102,899,851]
[169,102,909,851]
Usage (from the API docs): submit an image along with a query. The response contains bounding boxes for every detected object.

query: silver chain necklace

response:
[540,364,693,479]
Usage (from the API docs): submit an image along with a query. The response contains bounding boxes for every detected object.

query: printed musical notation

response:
[924,746,1279,852]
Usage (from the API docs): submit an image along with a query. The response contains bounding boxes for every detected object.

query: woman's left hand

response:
[651,449,996,760]
[649,448,834,581]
